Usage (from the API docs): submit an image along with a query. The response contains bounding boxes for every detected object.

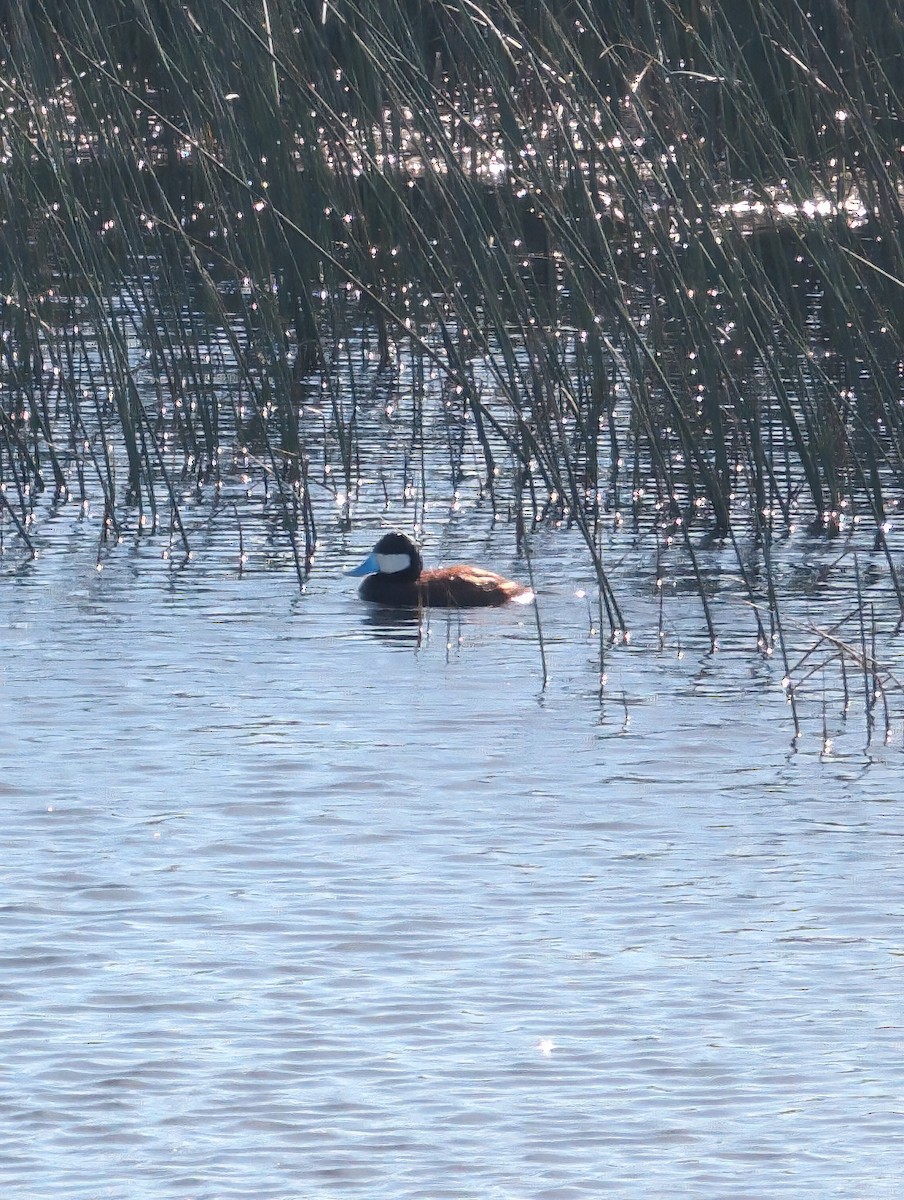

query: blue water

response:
[3,516,904,1199]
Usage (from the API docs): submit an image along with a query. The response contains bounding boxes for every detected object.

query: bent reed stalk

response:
[2,1,904,712]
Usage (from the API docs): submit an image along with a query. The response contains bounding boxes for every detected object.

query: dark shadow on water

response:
[360,605,426,648]
[359,603,473,656]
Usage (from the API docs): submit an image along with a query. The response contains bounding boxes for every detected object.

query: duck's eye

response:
[375,552,411,574]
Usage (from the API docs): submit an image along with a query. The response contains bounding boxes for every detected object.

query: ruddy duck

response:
[346,531,533,608]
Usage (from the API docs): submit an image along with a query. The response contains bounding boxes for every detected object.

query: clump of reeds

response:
[2,0,904,720]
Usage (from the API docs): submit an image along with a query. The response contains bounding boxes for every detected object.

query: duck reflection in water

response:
[346,531,533,608]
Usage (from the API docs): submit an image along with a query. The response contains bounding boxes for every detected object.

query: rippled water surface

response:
[3,523,904,1199]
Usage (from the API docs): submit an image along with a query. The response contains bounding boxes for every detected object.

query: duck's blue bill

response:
[345,551,379,577]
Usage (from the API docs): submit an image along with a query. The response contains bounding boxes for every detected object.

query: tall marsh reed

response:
[2,1,904,723]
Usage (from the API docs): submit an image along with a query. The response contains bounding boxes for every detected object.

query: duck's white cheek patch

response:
[376,552,411,574]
